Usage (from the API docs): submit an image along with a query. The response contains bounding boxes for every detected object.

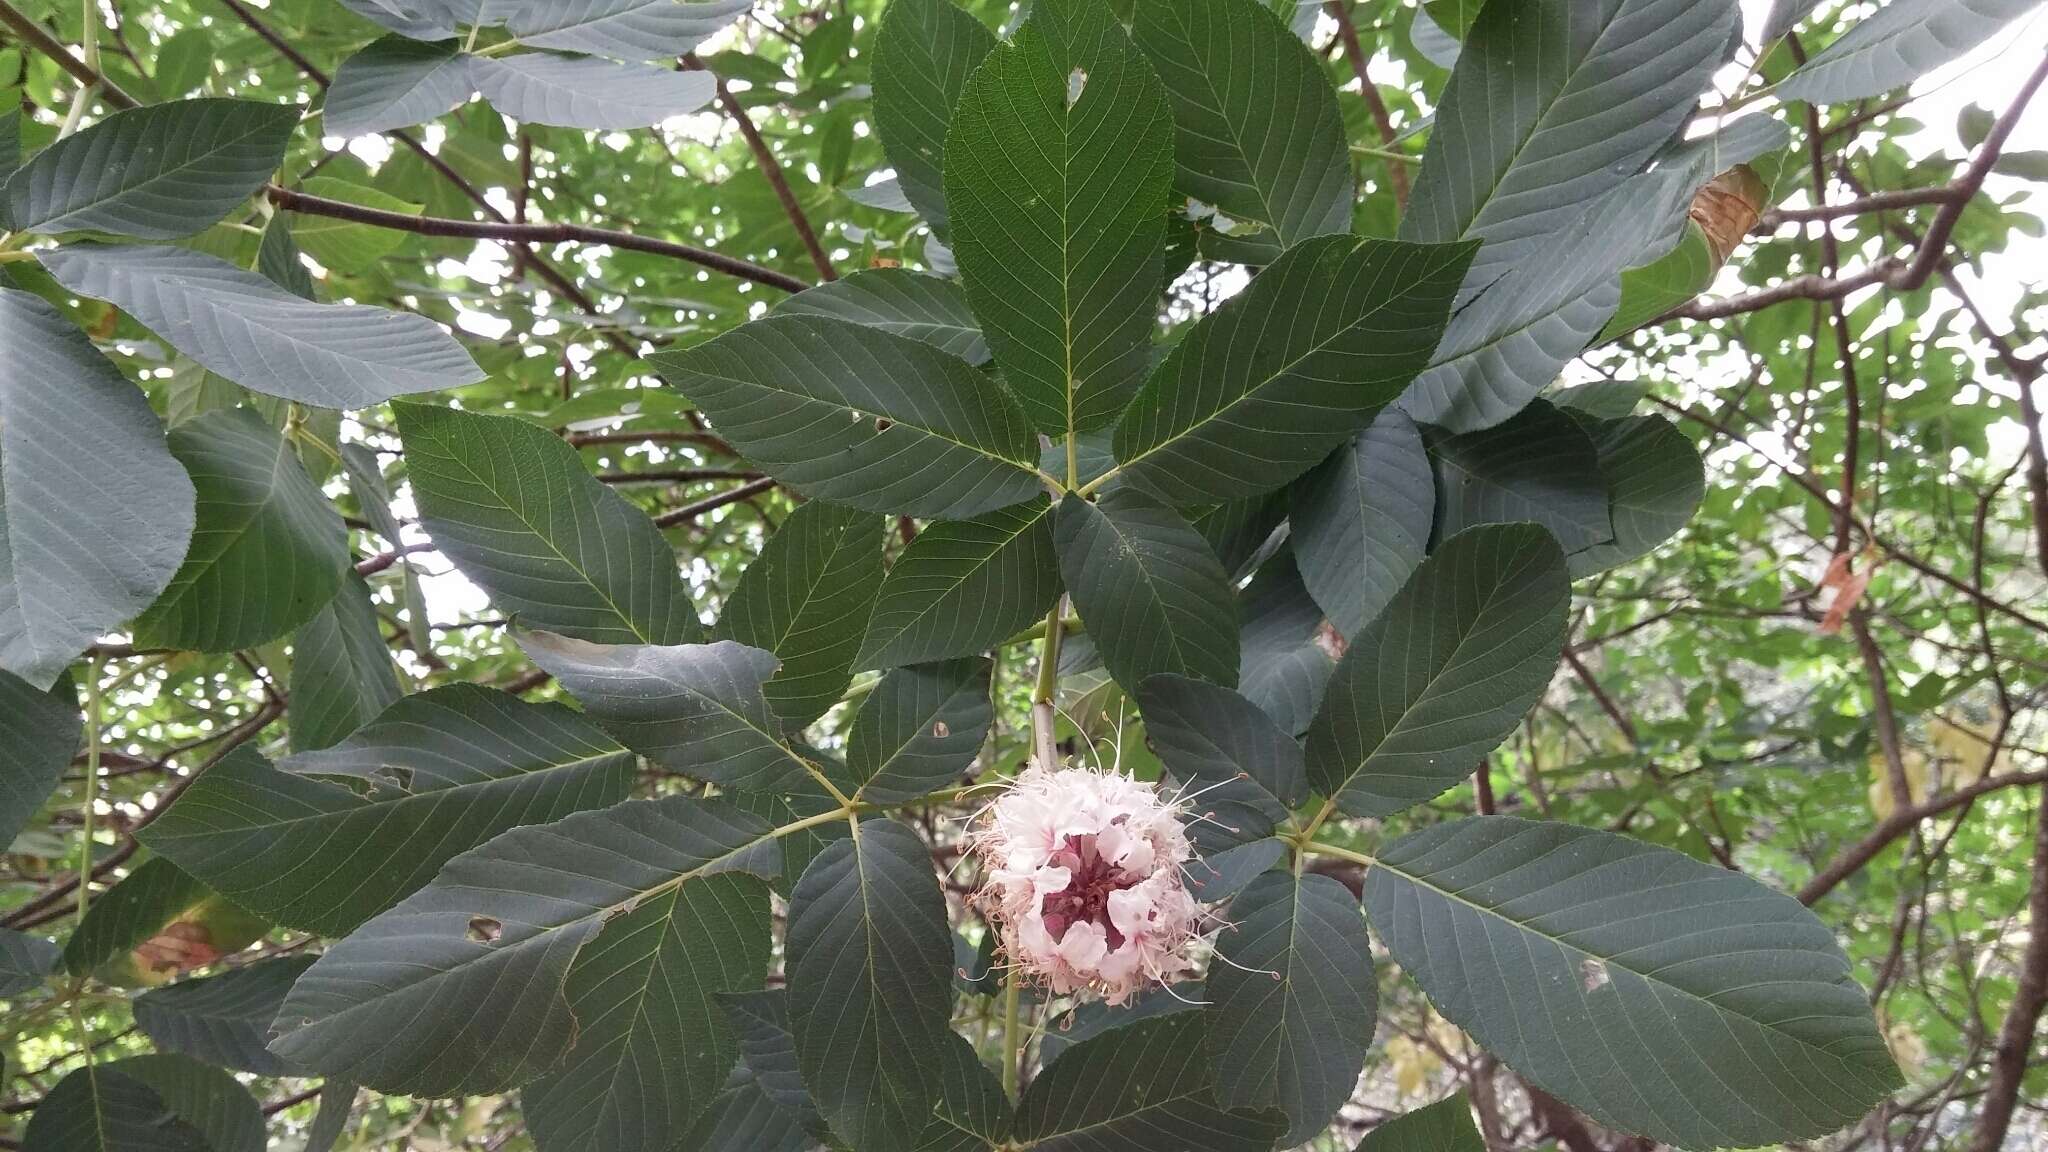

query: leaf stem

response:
[1002,966,1022,1099]
[1298,839,1375,869]
[76,656,101,927]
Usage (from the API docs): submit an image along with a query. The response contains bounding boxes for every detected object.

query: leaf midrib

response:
[26,105,288,230]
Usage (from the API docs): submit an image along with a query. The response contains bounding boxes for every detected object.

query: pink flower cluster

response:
[973,765,1205,1004]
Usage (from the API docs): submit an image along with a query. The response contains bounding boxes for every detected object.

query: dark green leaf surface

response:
[847,658,992,803]
[129,408,346,653]
[680,1070,811,1152]
[713,499,883,730]
[912,1032,1012,1151]
[326,36,476,138]
[1130,0,1353,255]
[132,956,315,1076]
[649,315,1045,519]
[289,573,404,754]
[1566,413,1705,576]
[523,871,771,1152]
[1778,0,2040,104]
[23,1064,208,1152]
[1356,1094,1486,1152]
[5,98,296,239]
[271,796,781,1095]
[1013,1012,1287,1150]
[1430,399,1613,555]
[0,670,77,849]
[398,402,703,645]
[40,245,486,408]
[139,687,635,935]
[1137,674,1304,848]
[0,927,59,995]
[471,53,718,130]
[1236,549,1336,737]
[1292,409,1433,639]
[506,0,753,60]
[856,498,1060,669]
[60,857,212,978]
[0,289,194,689]
[785,819,956,1151]
[1366,817,1903,1148]
[305,1082,358,1152]
[873,0,997,239]
[1305,524,1570,818]
[1037,982,1200,1067]
[340,444,431,657]
[947,0,1174,437]
[1057,489,1238,692]
[1111,235,1473,505]
[1205,872,1377,1146]
[255,212,316,299]
[720,990,815,1118]
[773,269,990,364]
[113,1054,265,1152]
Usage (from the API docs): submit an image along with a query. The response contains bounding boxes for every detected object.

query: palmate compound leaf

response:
[271,796,781,1096]
[132,956,315,1077]
[1109,235,1474,507]
[1129,0,1353,260]
[137,685,636,936]
[131,407,348,654]
[712,499,884,731]
[518,632,820,789]
[648,315,1047,520]
[1056,488,1238,693]
[846,657,993,803]
[872,0,998,240]
[1305,524,1570,819]
[854,497,1061,670]
[397,402,704,646]
[1205,872,1378,1146]
[0,289,194,690]
[1136,673,1304,851]
[4,98,297,239]
[1365,817,1904,1148]
[945,0,1174,438]
[1777,0,2045,105]
[470,53,718,130]
[1013,1011,1288,1150]
[785,818,959,1151]
[39,245,486,408]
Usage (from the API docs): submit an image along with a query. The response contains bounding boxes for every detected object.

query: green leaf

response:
[1430,398,1613,556]
[340,444,431,657]
[289,573,404,753]
[306,1082,358,1152]
[947,0,1174,438]
[272,796,780,1095]
[1014,1012,1287,1150]
[397,402,703,645]
[1292,409,1433,639]
[60,858,213,978]
[1205,872,1377,1146]
[0,927,59,995]
[506,0,753,60]
[1236,549,1335,736]
[130,408,346,653]
[518,632,817,789]
[1565,412,1705,577]
[139,687,635,935]
[336,0,465,39]
[132,956,315,1076]
[154,29,215,98]
[1599,222,1717,340]
[1398,0,1739,299]
[1364,816,1904,1148]
[288,176,424,273]
[1038,982,1201,1067]
[1759,0,1829,43]
[471,53,716,130]
[0,669,76,849]
[1355,1094,1486,1152]
[4,98,296,239]
[0,289,194,689]
[1110,235,1473,505]
[1305,524,1570,818]
[39,245,486,408]
[1778,0,2040,104]
[523,871,772,1152]
[785,819,957,1151]
[847,658,993,803]
[112,1054,267,1152]
[913,1032,1013,1151]
[1136,674,1304,848]
[649,315,1045,519]
[1130,0,1353,257]
[256,212,317,300]
[873,0,997,239]
[0,101,20,189]
[773,269,990,365]
[713,500,884,731]
[680,1070,811,1152]
[720,989,816,1120]
[855,497,1060,669]
[1056,489,1238,692]
[326,36,477,138]
[24,1064,209,1152]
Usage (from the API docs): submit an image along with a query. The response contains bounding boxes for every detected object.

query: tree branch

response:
[1967,783,2048,1152]
[1325,1,1408,208]
[1799,770,2048,905]
[685,53,836,282]
[0,0,136,108]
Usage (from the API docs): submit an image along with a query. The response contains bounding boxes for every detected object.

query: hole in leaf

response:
[1580,957,1611,992]
[933,720,950,738]
[467,916,504,944]
[874,416,895,432]
[1066,67,1087,108]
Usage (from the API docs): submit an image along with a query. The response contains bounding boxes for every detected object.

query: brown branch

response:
[1761,184,1970,226]
[0,0,137,108]
[1968,784,2048,1152]
[1798,770,2048,905]
[1325,1,1408,208]
[1561,647,1640,746]
[652,476,779,527]
[1945,272,2048,579]
[266,185,811,293]
[594,467,764,485]
[685,53,835,281]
